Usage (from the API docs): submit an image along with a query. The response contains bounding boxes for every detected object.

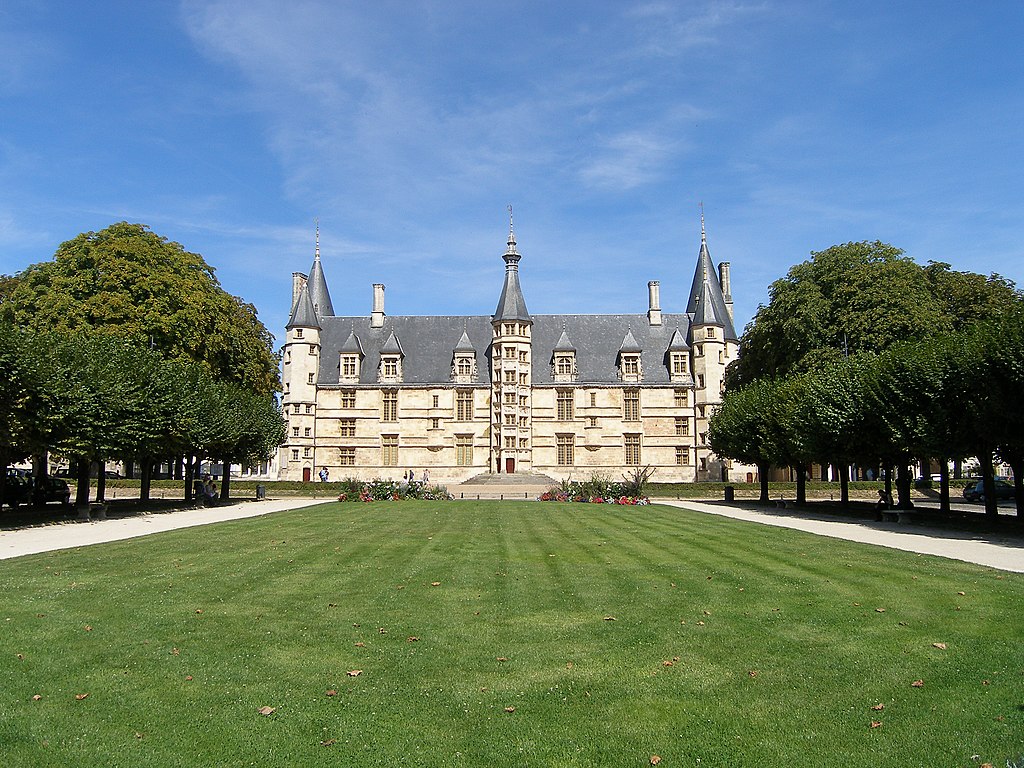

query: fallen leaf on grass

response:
[957,591,965,596]
[603,616,616,621]
[870,703,884,711]
[326,689,337,696]
[171,647,180,656]
[84,625,93,631]
[32,694,42,701]
[662,660,674,667]
[650,756,662,765]
[430,582,441,587]
[321,738,337,746]
[504,706,515,713]
[982,680,990,686]
[874,608,886,613]
[407,636,419,643]
[16,653,24,660]
[258,706,276,716]
[75,693,89,700]
[354,642,365,647]
[932,642,947,650]
[496,657,508,662]
[195,609,203,614]
[911,679,924,688]
[696,621,705,626]
[185,675,193,681]
[870,720,882,729]
[347,670,362,677]
[748,670,758,678]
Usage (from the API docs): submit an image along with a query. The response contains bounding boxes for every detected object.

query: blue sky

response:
[2,1,1022,343]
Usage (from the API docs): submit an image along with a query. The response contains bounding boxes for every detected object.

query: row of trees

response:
[710,242,1024,517]
[1,222,285,506]
[0,326,284,506]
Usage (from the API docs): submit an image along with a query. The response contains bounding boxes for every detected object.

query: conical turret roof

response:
[307,226,335,318]
[286,284,321,330]
[492,212,532,322]
[686,214,736,340]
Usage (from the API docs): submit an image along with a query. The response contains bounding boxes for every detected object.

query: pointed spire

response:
[286,283,320,330]
[307,220,335,318]
[668,327,689,350]
[454,327,476,353]
[493,206,531,322]
[686,209,737,339]
[380,328,404,356]
[553,326,576,352]
[339,325,363,355]
[619,328,642,354]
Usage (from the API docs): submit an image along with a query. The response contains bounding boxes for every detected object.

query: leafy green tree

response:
[1,222,280,396]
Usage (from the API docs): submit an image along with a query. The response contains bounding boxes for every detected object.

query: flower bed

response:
[538,491,650,505]
[336,479,454,502]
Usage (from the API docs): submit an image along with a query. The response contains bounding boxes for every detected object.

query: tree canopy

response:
[1,222,280,395]
[727,241,1021,387]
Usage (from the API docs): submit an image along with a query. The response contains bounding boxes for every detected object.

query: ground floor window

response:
[382,435,398,466]
[339,448,355,466]
[456,435,473,466]
[675,446,689,465]
[624,434,641,466]
[557,434,574,466]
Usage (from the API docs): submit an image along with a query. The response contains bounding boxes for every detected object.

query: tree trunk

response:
[981,455,998,519]
[757,461,770,504]
[839,463,849,509]
[220,461,231,501]
[184,455,195,501]
[140,457,152,502]
[96,460,106,502]
[1006,453,1024,516]
[939,460,950,513]
[896,461,913,509]
[75,457,90,506]
[795,462,807,506]
[883,463,893,502]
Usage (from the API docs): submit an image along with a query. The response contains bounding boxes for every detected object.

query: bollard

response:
[724,485,734,503]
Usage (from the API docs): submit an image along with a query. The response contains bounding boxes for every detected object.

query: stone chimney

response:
[647,281,662,326]
[371,283,386,328]
[292,272,308,307]
[718,263,734,322]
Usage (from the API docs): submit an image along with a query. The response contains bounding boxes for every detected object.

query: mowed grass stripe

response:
[1,501,1021,767]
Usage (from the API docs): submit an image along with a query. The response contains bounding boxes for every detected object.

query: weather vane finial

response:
[699,202,706,244]
[314,217,320,260]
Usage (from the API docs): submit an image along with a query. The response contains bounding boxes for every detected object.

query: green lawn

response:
[1,501,1021,767]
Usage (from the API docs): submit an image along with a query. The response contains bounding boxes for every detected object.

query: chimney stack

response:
[647,281,662,326]
[718,263,734,321]
[292,272,308,308]
[371,283,386,328]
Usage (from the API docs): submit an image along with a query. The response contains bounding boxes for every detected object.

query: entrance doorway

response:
[505,457,515,474]
[302,466,311,482]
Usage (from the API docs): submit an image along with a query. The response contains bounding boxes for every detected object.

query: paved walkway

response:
[656,499,1024,573]
[2,497,1022,573]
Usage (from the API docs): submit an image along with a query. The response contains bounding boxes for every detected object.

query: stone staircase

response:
[454,471,557,500]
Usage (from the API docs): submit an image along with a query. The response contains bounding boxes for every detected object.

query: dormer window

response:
[552,352,577,382]
[670,352,689,382]
[340,354,360,383]
[379,355,402,382]
[452,354,477,383]
[619,353,642,383]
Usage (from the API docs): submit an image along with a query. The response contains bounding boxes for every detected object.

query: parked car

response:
[962,479,1015,502]
[3,470,72,509]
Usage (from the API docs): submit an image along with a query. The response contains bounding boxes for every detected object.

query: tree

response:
[1,222,280,396]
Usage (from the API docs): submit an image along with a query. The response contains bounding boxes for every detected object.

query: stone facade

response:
[278,216,745,485]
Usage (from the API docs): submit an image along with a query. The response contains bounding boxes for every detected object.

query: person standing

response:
[319,466,329,482]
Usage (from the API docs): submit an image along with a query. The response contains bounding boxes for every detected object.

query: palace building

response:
[278,214,741,485]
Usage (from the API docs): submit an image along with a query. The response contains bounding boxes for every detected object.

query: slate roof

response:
[286,285,321,330]
[686,229,737,340]
[316,313,694,386]
[307,253,335,318]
